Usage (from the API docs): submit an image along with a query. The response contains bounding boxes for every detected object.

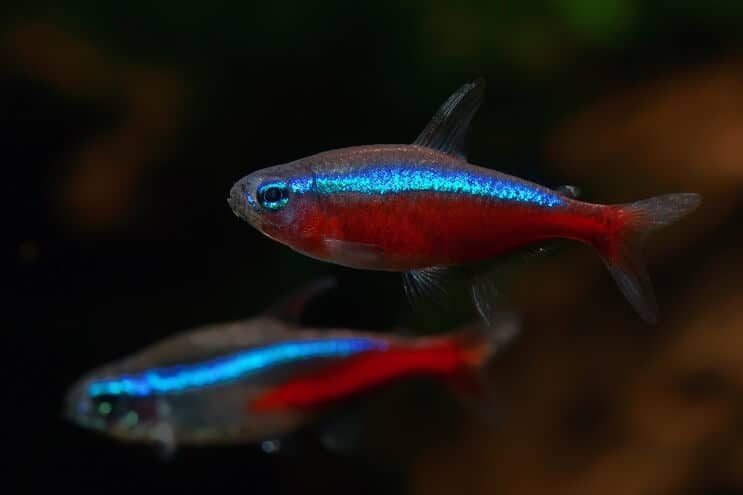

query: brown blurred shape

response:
[411,61,743,495]
[411,250,743,495]
[4,21,186,230]
[549,60,743,196]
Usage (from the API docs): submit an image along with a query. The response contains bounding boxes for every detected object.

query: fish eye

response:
[91,394,118,417]
[257,182,289,211]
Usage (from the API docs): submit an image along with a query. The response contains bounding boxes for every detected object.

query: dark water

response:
[7,3,743,494]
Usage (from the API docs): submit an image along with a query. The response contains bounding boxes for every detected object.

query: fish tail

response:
[456,310,521,367]
[443,312,521,428]
[457,333,491,368]
[600,193,701,324]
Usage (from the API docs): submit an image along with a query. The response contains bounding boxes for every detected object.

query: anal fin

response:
[402,267,449,309]
[153,423,176,460]
[471,242,565,325]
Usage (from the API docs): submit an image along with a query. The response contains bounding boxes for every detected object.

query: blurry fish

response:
[64,278,519,455]
[228,78,701,324]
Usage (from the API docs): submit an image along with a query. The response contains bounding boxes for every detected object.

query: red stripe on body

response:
[248,340,465,413]
[281,193,623,270]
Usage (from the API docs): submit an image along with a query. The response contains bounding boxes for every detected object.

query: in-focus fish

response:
[227,78,701,324]
[64,279,518,455]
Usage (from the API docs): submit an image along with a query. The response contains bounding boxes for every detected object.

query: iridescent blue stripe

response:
[289,175,313,194]
[307,166,563,207]
[88,338,388,398]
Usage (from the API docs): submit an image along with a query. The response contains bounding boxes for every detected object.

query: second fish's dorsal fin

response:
[412,78,486,160]
[263,276,338,324]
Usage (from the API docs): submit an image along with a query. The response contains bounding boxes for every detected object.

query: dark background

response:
[6,2,743,494]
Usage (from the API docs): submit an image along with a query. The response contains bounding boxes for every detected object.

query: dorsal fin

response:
[263,276,337,324]
[412,78,486,160]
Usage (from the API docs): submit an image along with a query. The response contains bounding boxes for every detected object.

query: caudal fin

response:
[457,310,522,368]
[603,193,701,324]
[444,312,521,429]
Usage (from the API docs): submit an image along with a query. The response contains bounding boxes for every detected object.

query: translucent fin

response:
[154,423,176,459]
[479,308,521,357]
[412,78,486,159]
[468,243,560,327]
[556,184,581,199]
[402,244,560,327]
[263,276,337,324]
[470,278,501,329]
[602,193,702,324]
[402,267,450,310]
[323,239,385,269]
[456,309,522,367]
[443,312,521,428]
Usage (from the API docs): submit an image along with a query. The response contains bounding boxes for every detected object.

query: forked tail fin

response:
[602,193,701,324]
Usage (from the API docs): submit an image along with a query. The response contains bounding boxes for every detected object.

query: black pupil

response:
[262,187,285,204]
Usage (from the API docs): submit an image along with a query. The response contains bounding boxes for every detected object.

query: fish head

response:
[228,161,315,243]
[64,373,167,445]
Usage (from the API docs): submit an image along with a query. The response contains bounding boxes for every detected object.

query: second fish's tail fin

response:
[602,192,701,324]
[457,310,522,368]
[442,311,521,429]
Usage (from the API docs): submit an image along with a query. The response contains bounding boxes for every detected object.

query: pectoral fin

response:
[153,422,176,460]
[322,239,386,269]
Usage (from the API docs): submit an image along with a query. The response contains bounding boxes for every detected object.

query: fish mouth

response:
[62,380,105,431]
[226,193,237,213]
[228,180,260,226]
